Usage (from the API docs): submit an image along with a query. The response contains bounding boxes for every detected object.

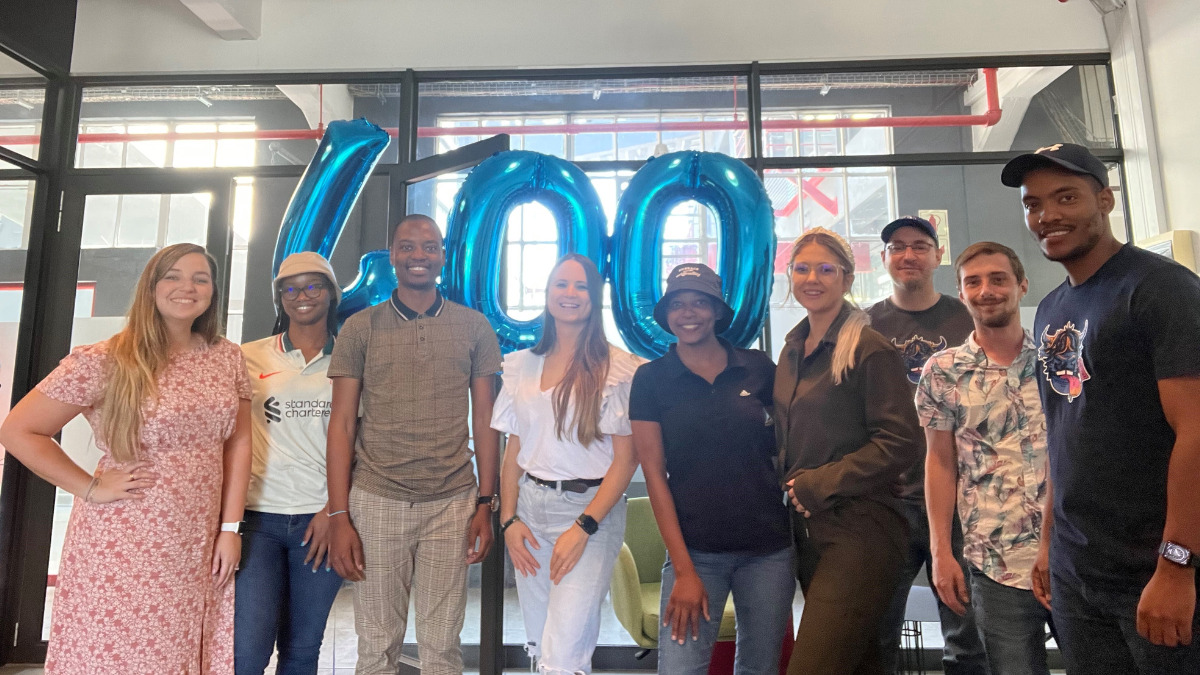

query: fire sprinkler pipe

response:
[0,69,1000,147]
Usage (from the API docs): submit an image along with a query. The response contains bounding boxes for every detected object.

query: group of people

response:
[0,143,1197,675]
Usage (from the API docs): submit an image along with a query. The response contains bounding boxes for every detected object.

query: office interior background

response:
[1,0,1198,672]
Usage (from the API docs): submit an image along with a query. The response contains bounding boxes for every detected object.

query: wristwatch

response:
[220,521,243,535]
[477,494,499,513]
[575,514,599,536]
[1158,541,1200,568]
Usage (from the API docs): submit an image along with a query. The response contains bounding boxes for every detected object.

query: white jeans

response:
[513,475,627,675]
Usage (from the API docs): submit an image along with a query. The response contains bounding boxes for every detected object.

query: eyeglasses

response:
[886,241,936,255]
[790,262,843,279]
[279,282,328,300]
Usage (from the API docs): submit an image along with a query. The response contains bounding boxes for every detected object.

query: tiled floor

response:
[13,581,1063,674]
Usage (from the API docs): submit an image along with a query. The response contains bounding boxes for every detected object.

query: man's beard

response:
[897,275,931,293]
[975,305,1017,329]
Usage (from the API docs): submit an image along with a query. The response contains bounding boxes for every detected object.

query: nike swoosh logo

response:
[258,371,283,379]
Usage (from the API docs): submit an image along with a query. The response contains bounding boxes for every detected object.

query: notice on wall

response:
[919,209,951,266]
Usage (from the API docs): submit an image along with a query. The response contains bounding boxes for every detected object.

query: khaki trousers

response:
[349,485,478,675]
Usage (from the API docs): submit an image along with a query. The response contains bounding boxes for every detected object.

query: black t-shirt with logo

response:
[629,341,791,555]
[1035,244,1200,589]
[866,295,974,500]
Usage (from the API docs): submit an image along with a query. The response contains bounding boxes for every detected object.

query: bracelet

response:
[500,515,520,533]
[83,476,100,504]
[326,509,348,518]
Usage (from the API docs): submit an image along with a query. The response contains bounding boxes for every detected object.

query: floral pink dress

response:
[36,338,251,675]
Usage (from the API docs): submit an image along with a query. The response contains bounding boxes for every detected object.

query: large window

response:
[75,84,404,167]
[0,85,44,160]
[0,178,33,515]
[417,76,750,161]
[759,65,1116,156]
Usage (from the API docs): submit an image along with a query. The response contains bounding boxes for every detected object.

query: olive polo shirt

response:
[629,340,791,554]
[328,290,503,502]
[774,303,921,515]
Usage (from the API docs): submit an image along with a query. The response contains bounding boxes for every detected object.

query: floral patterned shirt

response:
[915,331,1048,589]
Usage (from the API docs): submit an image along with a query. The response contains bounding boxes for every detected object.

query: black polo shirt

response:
[629,340,791,555]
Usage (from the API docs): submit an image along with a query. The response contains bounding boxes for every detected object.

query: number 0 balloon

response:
[443,151,608,353]
[611,151,776,358]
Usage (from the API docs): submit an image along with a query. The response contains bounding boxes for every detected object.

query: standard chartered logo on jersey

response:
[263,396,332,424]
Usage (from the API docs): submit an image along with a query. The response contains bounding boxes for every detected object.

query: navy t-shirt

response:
[1034,244,1200,589]
[629,341,791,554]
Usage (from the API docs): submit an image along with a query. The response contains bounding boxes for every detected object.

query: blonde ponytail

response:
[830,306,868,385]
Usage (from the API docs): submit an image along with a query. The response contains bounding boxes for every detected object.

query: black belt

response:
[527,474,603,493]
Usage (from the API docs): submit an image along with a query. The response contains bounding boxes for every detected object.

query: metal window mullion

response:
[157,192,171,247]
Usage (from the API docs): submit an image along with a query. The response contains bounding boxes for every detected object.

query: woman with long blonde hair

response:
[0,243,253,674]
[492,253,641,674]
[773,228,921,675]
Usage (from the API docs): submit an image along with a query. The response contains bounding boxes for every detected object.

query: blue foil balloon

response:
[271,118,391,285]
[337,249,397,321]
[610,151,776,358]
[444,151,608,353]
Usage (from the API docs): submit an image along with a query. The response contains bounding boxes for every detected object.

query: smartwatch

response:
[477,495,500,513]
[220,521,243,535]
[575,514,599,536]
[1159,541,1200,568]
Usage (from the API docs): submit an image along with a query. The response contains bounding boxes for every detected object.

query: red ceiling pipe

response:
[0,69,1000,147]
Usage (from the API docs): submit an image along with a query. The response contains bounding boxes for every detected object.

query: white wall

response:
[71,0,1108,75]
[1140,0,1200,235]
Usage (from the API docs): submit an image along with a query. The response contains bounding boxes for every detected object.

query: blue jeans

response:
[968,568,1052,675]
[879,499,989,675]
[658,546,796,675]
[234,510,345,675]
[1051,568,1200,674]
[514,475,627,674]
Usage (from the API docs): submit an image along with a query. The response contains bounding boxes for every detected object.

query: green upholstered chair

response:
[609,496,737,652]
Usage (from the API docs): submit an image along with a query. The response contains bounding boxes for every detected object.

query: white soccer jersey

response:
[242,333,334,514]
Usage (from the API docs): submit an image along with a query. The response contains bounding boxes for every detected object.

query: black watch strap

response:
[500,515,520,533]
[575,514,599,536]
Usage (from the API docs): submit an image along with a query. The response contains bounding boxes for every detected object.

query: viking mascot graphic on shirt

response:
[891,335,949,385]
[1038,320,1090,403]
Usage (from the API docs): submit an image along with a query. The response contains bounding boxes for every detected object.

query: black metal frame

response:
[0,48,1123,669]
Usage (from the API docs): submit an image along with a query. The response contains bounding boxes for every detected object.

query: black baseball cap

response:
[653,263,734,335]
[881,216,938,244]
[1001,143,1109,188]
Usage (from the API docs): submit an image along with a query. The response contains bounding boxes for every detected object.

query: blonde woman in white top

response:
[235,252,343,675]
[492,253,641,675]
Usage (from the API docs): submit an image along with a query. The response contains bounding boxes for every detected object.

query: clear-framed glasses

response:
[790,262,843,279]
[279,282,328,300]
[885,241,935,255]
